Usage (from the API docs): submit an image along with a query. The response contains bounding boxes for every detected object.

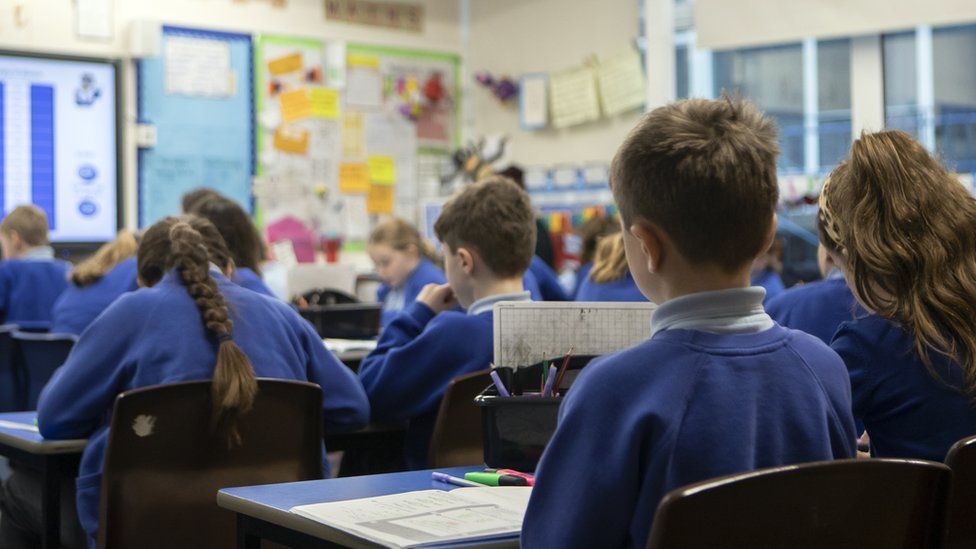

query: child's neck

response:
[658,265,752,303]
[470,276,525,304]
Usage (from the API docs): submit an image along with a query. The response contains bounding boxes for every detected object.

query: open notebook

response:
[290,487,531,548]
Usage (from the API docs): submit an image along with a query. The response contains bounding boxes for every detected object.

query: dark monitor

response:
[298,303,382,340]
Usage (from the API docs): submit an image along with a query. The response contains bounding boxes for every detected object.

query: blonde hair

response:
[0,205,49,247]
[70,231,139,287]
[369,218,439,264]
[589,233,629,284]
[819,130,976,399]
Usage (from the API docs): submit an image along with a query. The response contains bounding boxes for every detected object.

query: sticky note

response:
[347,53,380,69]
[268,53,303,76]
[368,155,396,185]
[342,112,365,158]
[310,87,340,119]
[339,163,370,193]
[279,89,313,123]
[273,127,310,155]
[366,184,395,214]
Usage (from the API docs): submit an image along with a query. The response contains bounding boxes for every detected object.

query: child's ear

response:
[456,247,475,275]
[629,220,663,273]
[760,215,777,256]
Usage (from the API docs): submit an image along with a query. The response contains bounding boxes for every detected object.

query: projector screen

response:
[0,51,119,243]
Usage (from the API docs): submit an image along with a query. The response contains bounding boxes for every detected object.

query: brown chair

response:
[946,435,976,548]
[647,458,951,549]
[97,379,324,549]
[427,369,491,468]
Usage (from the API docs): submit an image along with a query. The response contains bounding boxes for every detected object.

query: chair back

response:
[428,369,491,468]
[0,324,20,412]
[946,435,976,548]
[647,458,951,549]
[12,331,77,409]
[97,379,323,549]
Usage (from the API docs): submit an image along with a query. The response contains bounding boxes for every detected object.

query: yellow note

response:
[366,184,395,214]
[368,155,396,185]
[268,53,303,76]
[347,53,380,69]
[273,127,310,154]
[310,88,340,119]
[342,112,365,159]
[339,163,369,193]
[279,89,313,123]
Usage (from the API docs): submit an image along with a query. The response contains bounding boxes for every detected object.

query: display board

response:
[0,51,119,243]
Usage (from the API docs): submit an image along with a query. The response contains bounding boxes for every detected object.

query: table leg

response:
[237,514,262,549]
[40,456,61,549]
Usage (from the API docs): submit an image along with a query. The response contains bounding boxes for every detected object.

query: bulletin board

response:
[137,26,255,227]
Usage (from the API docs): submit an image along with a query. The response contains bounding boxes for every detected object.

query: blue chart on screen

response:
[0,54,118,242]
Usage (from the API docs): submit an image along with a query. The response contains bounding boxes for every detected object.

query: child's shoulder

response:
[832,314,907,355]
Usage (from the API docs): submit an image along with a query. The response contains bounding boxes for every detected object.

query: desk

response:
[0,412,86,549]
[218,466,519,549]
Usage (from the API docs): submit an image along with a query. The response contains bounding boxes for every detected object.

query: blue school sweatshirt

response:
[527,256,568,301]
[832,314,976,462]
[766,274,861,344]
[232,266,276,298]
[377,259,445,327]
[575,272,645,302]
[0,247,70,330]
[751,268,785,304]
[523,288,856,549]
[50,257,139,336]
[359,291,531,469]
[36,270,370,545]
[571,262,593,299]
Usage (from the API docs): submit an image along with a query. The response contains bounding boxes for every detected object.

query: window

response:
[933,24,976,172]
[675,44,690,99]
[817,39,852,172]
[713,44,805,173]
[883,31,919,138]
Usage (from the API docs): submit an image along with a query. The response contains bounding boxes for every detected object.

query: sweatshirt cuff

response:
[404,301,437,326]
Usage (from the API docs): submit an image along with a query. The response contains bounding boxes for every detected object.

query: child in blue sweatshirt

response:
[186,195,275,298]
[368,218,445,327]
[523,98,855,549]
[766,243,861,345]
[0,205,70,330]
[820,130,976,462]
[0,216,369,547]
[526,255,568,301]
[51,231,140,335]
[359,177,535,469]
[575,233,645,302]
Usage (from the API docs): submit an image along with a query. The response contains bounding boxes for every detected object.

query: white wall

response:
[466,0,642,167]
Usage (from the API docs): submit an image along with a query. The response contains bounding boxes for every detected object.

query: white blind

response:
[695,0,976,50]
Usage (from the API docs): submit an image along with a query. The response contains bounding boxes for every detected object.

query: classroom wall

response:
[465,0,643,168]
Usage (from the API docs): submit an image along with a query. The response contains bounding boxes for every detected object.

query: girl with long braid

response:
[0,216,369,548]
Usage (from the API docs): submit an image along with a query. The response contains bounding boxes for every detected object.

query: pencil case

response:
[475,355,595,472]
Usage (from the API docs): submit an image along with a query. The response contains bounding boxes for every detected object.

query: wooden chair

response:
[0,324,20,412]
[12,331,77,409]
[647,458,951,549]
[97,379,324,549]
[427,369,491,468]
[946,435,976,548]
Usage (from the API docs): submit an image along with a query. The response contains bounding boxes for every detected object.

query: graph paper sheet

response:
[493,301,656,368]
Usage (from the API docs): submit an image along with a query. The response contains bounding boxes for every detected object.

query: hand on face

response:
[417,282,458,314]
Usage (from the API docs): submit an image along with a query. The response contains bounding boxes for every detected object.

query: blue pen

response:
[432,472,483,487]
[541,364,558,396]
[489,369,511,397]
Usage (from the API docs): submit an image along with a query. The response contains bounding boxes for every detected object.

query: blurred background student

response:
[368,218,444,327]
[575,233,645,302]
[751,236,785,304]
[571,216,620,299]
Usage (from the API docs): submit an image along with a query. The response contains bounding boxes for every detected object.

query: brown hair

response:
[610,97,779,271]
[70,230,139,287]
[578,216,620,266]
[187,196,264,275]
[589,233,629,284]
[138,216,258,446]
[181,187,224,214]
[369,218,440,264]
[0,205,49,247]
[434,176,535,277]
[819,129,976,398]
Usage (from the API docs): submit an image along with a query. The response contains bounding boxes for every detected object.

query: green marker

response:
[464,472,528,486]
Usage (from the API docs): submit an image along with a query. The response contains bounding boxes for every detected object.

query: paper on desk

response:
[324,338,378,354]
[290,487,531,549]
[0,420,39,433]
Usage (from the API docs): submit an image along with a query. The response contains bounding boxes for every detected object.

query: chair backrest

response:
[12,331,77,410]
[647,458,951,549]
[0,324,20,412]
[946,435,976,548]
[97,379,324,549]
[428,369,491,468]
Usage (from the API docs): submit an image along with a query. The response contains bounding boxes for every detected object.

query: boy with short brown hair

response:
[0,205,70,329]
[359,176,535,469]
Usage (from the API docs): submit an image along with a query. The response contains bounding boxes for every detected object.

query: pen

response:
[484,469,535,486]
[553,347,575,395]
[464,472,529,487]
[432,472,483,487]
[489,369,511,397]
[541,364,558,397]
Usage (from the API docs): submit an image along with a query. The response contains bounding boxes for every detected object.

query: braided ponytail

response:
[140,216,258,447]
